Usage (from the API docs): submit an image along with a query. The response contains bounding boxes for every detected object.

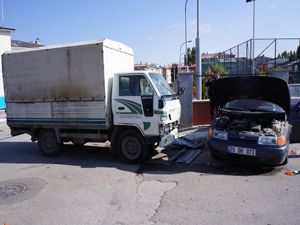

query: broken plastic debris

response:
[288,149,300,156]
[170,137,204,149]
[285,169,300,176]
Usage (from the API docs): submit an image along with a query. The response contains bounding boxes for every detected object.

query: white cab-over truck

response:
[2,39,181,162]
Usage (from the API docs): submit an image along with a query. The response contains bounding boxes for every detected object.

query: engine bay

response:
[215,110,287,137]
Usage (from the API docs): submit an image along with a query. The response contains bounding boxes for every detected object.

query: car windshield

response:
[149,73,174,96]
[289,84,300,97]
[224,99,284,112]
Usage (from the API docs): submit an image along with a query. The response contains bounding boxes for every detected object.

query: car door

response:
[112,74,157,135]
[290,99,300,142]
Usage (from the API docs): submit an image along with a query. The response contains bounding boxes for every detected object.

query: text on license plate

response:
[227,146,256,156]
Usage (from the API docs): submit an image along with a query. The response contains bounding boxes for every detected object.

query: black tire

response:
[38,129,61,156]
[210,152,223,161]
[118,130,148,163]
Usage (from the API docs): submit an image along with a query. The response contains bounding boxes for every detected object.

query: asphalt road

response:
[1,121,300,225]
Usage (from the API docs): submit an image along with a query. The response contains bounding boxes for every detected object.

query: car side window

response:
[119,75,153,96]
[119,76,131,96]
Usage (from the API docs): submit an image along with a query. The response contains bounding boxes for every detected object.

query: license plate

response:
[227,146,256,156]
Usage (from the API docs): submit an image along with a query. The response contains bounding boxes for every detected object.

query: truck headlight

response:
[213,129,228,140]
[160,115,168,121]
[159,125,164,135]
[258,136,277,145]
[164,125,170,133]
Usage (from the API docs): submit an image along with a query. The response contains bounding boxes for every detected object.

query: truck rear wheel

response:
[38,129,61,156]
[118,130,148,163]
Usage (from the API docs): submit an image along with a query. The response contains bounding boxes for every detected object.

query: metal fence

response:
[203,38,300,82]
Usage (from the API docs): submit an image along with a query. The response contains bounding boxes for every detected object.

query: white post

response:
[195,0,201,99]
[252,0,255,75]
[185,0,189,72]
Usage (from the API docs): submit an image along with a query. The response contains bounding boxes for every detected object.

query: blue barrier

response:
[0,97,6,109]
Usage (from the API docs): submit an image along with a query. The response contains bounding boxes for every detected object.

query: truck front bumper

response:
[159,128,178,148]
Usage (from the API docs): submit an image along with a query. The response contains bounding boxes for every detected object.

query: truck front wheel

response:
[118,130,148,163]
[38,129,61,156]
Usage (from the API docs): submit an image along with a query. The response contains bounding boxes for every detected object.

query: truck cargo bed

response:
[2,39,134,131]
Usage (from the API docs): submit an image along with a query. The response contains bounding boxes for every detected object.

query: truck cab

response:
[111,71,181,162]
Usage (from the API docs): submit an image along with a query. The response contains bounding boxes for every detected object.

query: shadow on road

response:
[0,141,285,176]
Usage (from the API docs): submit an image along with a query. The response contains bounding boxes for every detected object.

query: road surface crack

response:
[149,180,178,224]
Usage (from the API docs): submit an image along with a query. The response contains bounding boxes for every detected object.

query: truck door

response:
[112,74,156,135]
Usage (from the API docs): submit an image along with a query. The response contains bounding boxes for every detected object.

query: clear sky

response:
[2,0,300,65]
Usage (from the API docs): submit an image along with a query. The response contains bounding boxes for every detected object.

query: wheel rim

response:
[121,136,142,161]
[44,135,55,149]
[40,132,57,154]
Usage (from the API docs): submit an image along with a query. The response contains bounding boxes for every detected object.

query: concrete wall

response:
[0,30,12,109]
[177,72,193,128]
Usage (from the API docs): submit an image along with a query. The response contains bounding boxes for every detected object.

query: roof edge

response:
[0,26,15,32]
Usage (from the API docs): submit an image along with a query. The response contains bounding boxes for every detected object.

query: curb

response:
[0,110,6,123]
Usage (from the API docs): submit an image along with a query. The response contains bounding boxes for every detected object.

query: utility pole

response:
[185,0,189,71]
[195,0,201,99]
[246,0,256,75]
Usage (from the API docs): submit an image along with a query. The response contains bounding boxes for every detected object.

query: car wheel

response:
[210,152,223,160]
[118,130,148,163]
[38,129,61,156]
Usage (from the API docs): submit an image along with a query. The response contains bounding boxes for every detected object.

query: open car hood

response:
[211,76,290,114]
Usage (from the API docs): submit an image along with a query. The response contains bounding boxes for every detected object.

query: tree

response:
[297,45,300,60]
[281,51,288,58]
[188,47,195,64]
[279,49,298,62]
[209,63,228,76]
[185,47,196,65]
[289,51,297,62]
[171,64,178,83]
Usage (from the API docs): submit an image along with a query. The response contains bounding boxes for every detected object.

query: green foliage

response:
[289,51,297,61]
[282,51,288,58]
[201,63,228,100]
[279,47,300,62]
[209,63,228,76]
[171,64,178,83]
[187,47,196,64]
[297,45,300,60]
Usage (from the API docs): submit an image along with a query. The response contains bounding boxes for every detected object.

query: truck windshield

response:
[149,73,174,96]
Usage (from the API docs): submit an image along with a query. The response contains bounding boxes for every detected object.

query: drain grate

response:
[0,183,29,200]
[0,178,46,205]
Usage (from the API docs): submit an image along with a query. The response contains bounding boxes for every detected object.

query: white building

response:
[0,26,15,109]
